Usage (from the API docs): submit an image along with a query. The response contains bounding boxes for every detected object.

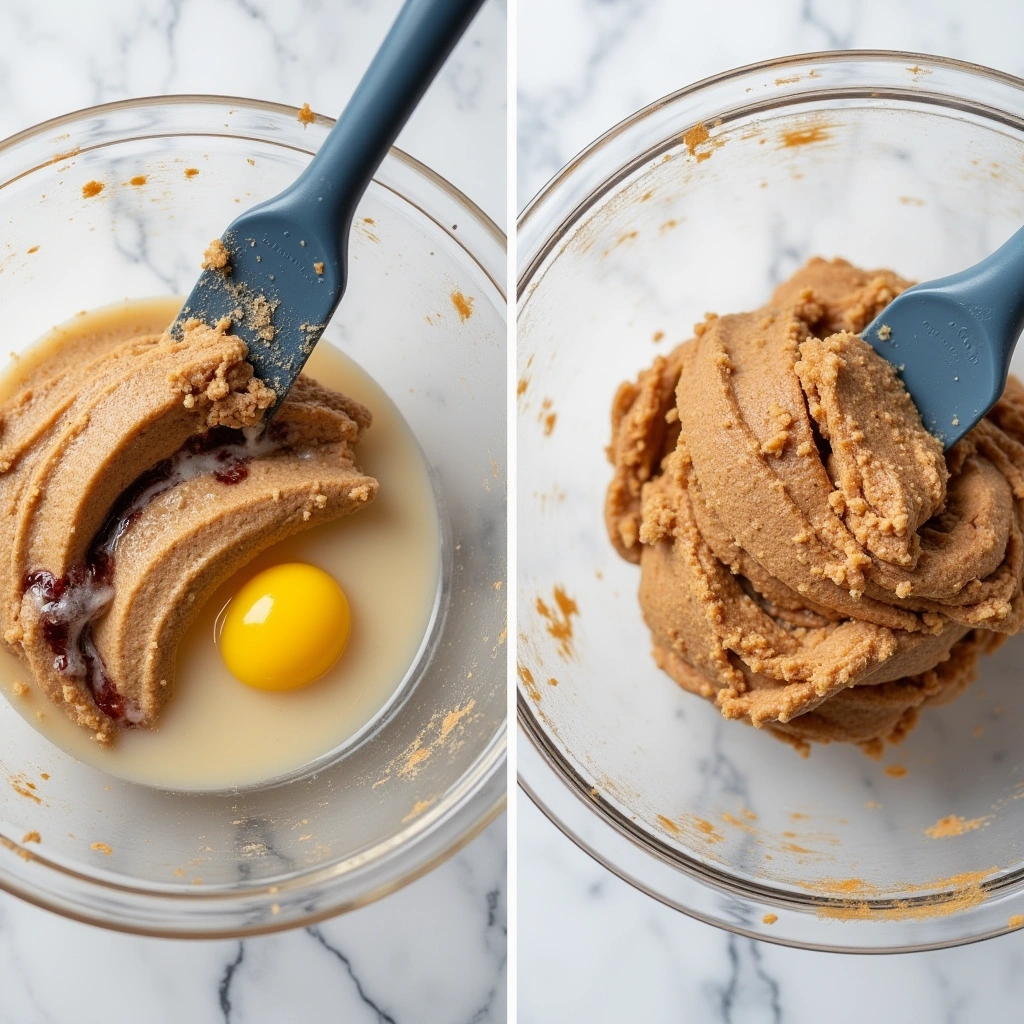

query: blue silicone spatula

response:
[172,0,485,406]
[861,225,1024,447]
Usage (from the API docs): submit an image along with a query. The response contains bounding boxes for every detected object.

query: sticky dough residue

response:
[374,699,478,786]
[809,869,996,922]
[535,586,578,659]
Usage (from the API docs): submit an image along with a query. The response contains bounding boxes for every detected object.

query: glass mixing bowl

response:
[518,52,1024,952]
[0,96,505,936]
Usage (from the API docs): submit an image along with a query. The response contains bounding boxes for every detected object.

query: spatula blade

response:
[173,208,343,406]
[862,287,1005,447]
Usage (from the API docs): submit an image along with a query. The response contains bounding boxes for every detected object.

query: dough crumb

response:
[877,323,892,340]
[91,842,113,855]
[298,102,315,126]
[81,180,104,198]
[760,402,793,456]
[314,262,325,275]
[21,831,40,844]
[11,681,28,697]
[762,913,778,925]
[201,238,231,273]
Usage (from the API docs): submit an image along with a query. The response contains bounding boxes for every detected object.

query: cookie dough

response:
[606,258,1024,753]
[0,317,377,742]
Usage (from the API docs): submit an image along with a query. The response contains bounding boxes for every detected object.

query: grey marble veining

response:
[0,0,506,230]
[520,798,1024,1024]
[518,0,1024,1021]
[0,814,506,1024]
[0,1,506,1022]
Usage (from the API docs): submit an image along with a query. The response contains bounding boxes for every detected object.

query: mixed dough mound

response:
[0,318,377,743]
[606,258,1024,754]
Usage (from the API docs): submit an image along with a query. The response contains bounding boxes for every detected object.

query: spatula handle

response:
[291,0,487,230]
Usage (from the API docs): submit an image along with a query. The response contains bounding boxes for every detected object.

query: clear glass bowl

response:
[518,52,1024,952]
[0,96,505,936]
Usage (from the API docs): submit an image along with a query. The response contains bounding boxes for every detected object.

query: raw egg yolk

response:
[219,563,351,691]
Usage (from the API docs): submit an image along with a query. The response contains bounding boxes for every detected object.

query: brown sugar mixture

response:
[606,258,1024,753]
[0,309,377,744]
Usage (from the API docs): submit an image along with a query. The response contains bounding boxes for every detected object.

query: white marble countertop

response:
[0,1,506,1022]
[518,1,1024,1022]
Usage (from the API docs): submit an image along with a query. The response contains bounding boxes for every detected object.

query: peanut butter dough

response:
[0,317,377,742]
[606,258,1024,753]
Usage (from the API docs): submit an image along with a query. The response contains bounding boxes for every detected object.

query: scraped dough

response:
[606,258,1024,752]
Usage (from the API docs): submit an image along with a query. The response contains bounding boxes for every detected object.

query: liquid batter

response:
[0,299,441,789]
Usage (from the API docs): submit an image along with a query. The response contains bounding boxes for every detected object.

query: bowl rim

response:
[517,48,1024,953]
[0,93,507,938]
[518,47,1024,282]
[0,91,507,298]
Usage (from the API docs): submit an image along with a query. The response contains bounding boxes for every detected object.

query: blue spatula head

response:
[172,197,343,404]
[170,0,486,411]
[861,226,1024,448]
[861,288,1003,447]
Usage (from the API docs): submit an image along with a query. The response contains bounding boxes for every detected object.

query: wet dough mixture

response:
[606,258,1024,754]
[0,317,377,743]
